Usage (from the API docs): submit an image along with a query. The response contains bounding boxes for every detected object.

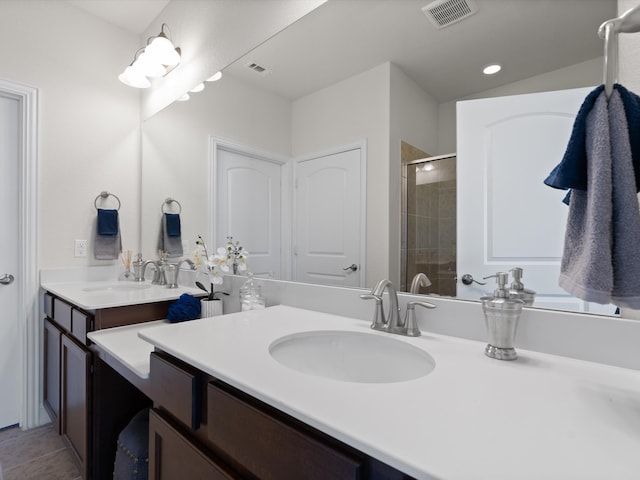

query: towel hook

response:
[598,4,640,98]
[161,197,182,214]
[94,191,121,211]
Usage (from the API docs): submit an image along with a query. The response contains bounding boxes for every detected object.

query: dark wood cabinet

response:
[43,317,62,433]
[149,409,238,480]
[61,333,91,479]
[43,292,173,479]
[148,351,410,480]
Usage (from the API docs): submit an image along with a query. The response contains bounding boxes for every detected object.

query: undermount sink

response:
[269,330,435,383]
[82,284,152,293]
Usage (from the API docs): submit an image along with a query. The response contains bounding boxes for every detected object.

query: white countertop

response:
[41,280,203,310]
[136,305,640,480]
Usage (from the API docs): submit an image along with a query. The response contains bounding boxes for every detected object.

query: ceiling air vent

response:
[246,61,270,76]
[422,0,478,29]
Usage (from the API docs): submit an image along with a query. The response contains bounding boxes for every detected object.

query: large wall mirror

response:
[141,0,618,315]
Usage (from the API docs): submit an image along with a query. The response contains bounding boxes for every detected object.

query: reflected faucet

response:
[165,259,197,288]
[409,273,432,294]
[360,279,401,332]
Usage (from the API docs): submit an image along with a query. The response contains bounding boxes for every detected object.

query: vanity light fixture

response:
[482,63,502,75]
[118,24,181,89]
[206,71,223,82]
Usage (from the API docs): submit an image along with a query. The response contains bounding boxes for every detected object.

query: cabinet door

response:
[61,334,91,478]
[149,409,238,480]
[43,318,62,433]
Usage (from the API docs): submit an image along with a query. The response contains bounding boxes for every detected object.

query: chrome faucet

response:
[165,259,197,288]
[409,273,432,294]
[361,279,436,337]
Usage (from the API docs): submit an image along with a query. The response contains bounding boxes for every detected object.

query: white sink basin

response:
[82,283,152,293]
[269,330,435,383]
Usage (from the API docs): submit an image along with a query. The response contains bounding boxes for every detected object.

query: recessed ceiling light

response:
[483,64,502,75]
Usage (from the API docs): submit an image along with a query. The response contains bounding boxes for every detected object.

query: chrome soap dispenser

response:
[481,272,524,361]
[508,267,536,306]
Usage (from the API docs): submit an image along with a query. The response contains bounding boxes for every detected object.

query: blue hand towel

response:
[545,84,640,195]
[165,213,181,237]
[97,208,119,235]
[157,214,183,258]
[167,293,201,323]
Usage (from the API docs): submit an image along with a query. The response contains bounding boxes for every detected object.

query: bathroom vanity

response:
[89,303,640,480]
[41,279,202,479]
[41,273,640,480]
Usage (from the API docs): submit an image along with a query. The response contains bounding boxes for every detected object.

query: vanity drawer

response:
[71,309,92,344]
[149,409,238,480]
[150,352,201,430]
[44,292,54,319]
[206,382,363,480]
[53,298,72,331]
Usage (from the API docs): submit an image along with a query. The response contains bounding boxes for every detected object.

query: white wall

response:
[141,75,292,259]
[0,0,141,268]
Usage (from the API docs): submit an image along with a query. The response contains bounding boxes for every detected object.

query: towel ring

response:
[162,197,182,214]
[94,191,121,211]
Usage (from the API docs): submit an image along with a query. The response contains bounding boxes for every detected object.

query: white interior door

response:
[294,147,364,287]
[0,93,20,429]
[457,87,614,314]
[214,145,283,278]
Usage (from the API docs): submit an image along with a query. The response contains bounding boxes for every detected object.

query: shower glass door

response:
[402,154,457,295]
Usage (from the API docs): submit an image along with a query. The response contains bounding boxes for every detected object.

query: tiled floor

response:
[0,424,81,480]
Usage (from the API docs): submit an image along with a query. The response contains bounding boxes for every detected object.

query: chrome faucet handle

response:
[360,294,387,331]
[403,301,437,337]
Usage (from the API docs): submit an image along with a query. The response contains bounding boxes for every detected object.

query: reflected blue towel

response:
[97,208,118,235]
[545,84,640,197]
[165,213,181,237]
[167,294,201,323]
[558,89,640,308]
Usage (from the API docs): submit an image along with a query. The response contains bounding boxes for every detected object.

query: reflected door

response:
[214,145,283,278]
[294,147,364,287]
[457,86,614,314]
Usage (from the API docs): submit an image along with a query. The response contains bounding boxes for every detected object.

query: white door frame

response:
[209,136,291,279]
[0,79,40,428]
[293,140,367,287]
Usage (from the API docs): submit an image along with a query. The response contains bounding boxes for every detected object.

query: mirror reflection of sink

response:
[82,284,153,293]
[269,330,435,383]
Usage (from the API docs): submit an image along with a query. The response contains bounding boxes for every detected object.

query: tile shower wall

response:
[404,157,457,296]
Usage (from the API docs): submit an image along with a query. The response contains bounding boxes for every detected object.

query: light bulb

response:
[206,71,222,82]
[146,35,180,67]
[118,65,150,88]
[190,83,205,93]
[134,51,166,78]
[177,93,190,101]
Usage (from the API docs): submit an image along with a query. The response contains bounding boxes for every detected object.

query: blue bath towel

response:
[558,88,640,308]
[545,84,640,197]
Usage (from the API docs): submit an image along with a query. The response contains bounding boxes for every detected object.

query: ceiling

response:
[67,0,617,102]
[65,0,169,35]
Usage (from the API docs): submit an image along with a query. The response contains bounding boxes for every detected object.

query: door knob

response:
[0,274,15,285]
[343,264,358,272]
[460,274,486,286]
